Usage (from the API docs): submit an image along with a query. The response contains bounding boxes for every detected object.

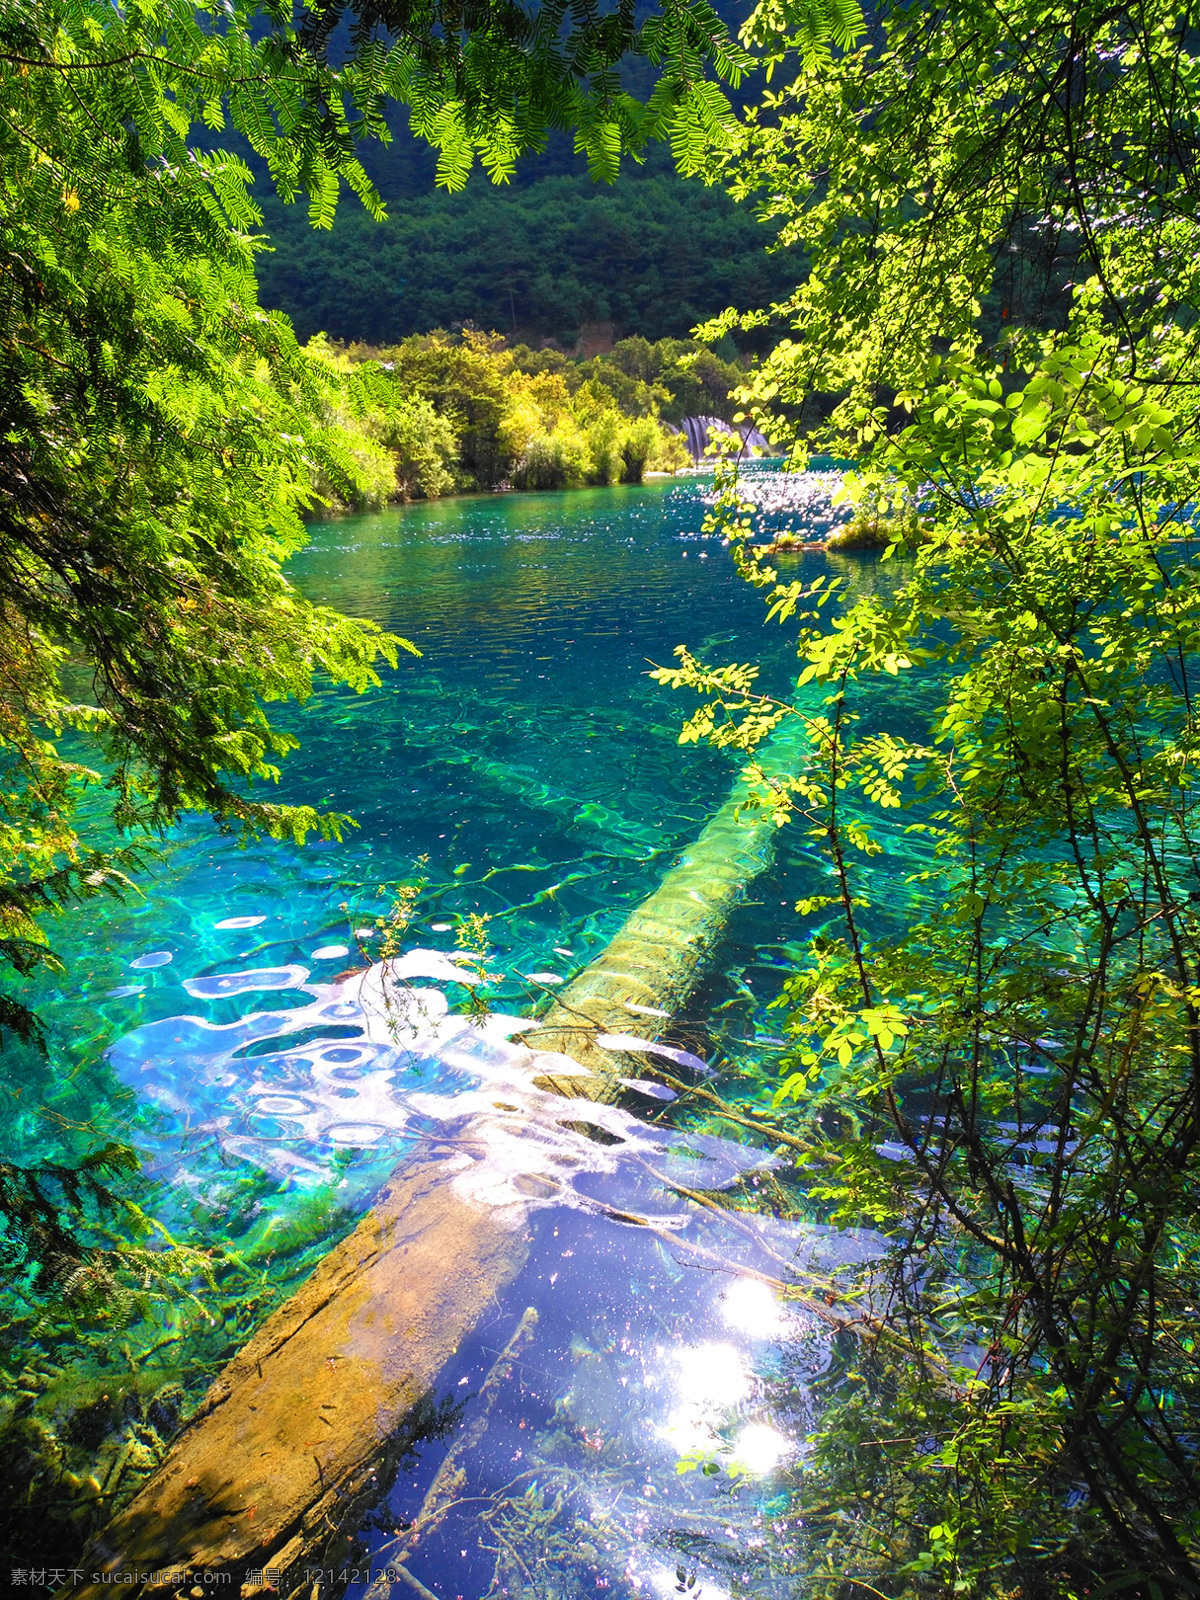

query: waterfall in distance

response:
[669,414,773,461]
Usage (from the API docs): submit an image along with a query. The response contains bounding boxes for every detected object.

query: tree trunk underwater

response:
[65,723,807,1599]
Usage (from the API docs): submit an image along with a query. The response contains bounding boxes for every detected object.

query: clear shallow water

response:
[7,471,925,1585]
[16,475,817,1171]
[361,1153,880,1600]
[104,949,882,1598]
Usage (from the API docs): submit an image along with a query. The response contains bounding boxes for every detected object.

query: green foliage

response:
[608,336,745,424]
[305,336,460,505]
[334,329,690,490]
[0,1146,214,1326]
[512,431,588,491]
[354,0,755,188]
[1,0,748,1043]
[671,0,1200,1589]
[824,519,905,554]
[454,910,502,1024]
[0,1154,365,1564]
[379,327,523,488]
[1,0,752,218]
[0,0,766,1033]
[0,0,392,227]
[0,0,766,1554]
[620,416,662,481]
[581,405,625,486]
[512,334,744,424]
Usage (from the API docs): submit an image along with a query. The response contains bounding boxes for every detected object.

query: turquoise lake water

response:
[7,471,922,1592]
[18,474,835,1187]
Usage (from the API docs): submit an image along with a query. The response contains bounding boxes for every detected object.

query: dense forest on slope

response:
[257,139,799,348]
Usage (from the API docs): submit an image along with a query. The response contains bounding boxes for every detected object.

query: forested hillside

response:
[253,0,791,350]
[257,149,799,348]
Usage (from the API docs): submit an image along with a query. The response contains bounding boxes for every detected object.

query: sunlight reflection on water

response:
[108,952,884,1597]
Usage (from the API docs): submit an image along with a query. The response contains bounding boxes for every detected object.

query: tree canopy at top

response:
[2,0,758,214]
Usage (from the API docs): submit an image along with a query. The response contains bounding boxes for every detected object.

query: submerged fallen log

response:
[524,744,794,1091]
[67,725,805,1599]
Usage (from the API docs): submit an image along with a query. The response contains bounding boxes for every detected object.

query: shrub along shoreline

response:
[305,327,746,510]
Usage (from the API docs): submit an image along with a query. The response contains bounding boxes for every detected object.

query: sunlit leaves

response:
[741,0,866,67]
[665,0,1200,1582]
[0,0,757,228]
